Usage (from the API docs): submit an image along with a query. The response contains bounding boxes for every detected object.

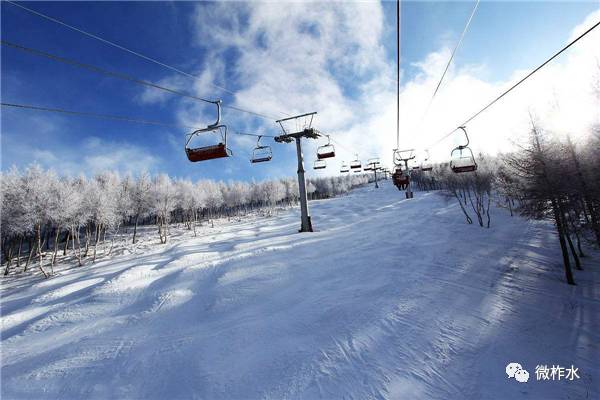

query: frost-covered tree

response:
[281,178,299,205]
[63,177,88,267]
[222,181,249,215]
[175,179,203,235]
[200,180,224,223]
[1,168,30,274]
[130,172,153,244]
[47,176,81,267]
[151,174,176,243]
[20,165,55,277]
[504,121,577,284]
[84,173,120,262]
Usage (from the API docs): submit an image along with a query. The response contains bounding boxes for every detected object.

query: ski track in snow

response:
[1,183,599,399]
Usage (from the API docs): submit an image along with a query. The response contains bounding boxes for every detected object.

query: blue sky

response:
[2,1,598,181]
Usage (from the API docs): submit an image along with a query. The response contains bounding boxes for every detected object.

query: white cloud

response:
[164,4,600,171]
[82,139,160,174]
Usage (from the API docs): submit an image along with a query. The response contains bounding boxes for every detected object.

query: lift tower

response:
[275,112,319,233]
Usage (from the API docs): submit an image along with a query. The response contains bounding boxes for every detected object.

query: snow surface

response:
[1,182,599,399]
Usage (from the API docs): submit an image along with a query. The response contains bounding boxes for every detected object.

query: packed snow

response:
[1,182,599,399]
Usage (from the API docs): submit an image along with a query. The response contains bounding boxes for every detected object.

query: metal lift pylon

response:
[274,112,320,232]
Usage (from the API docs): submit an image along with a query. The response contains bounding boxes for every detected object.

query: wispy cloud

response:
[174,3,599,169]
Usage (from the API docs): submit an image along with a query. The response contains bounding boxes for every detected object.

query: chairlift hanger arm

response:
[457,126,470,149]
[394,148,416,161]
[275,112,317,124]
[276,112,318,138]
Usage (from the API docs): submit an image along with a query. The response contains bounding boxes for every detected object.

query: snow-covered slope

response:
[1,182,599,399]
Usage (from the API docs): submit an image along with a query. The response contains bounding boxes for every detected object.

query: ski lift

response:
[316,135,335,159]
[250,136,273,163]
[350,154,362,170]
[392,167,410,190]
[450,127,478,173]
[421,150,433,172]
[185,100,232,162]
[340,162,349,173]
[313,159,327,170]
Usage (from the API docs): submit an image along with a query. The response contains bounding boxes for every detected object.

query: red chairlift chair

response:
[185,100,232,162]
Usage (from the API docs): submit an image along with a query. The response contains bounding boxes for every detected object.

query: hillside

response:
[1,182,598,399]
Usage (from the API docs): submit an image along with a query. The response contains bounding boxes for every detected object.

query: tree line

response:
[0,165,369,278]
[411,119,599,285]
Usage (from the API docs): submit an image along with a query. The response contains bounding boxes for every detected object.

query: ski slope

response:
[1,182,599,399]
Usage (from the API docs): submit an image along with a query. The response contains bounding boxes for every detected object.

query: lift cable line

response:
[425,18,600,151]
[5,0,290,119]
[0,40,279,121]
[5,1,234,95]
[418,0,479,127]
[0,102,276,138]
[431,0,479,102]
[6,2,382,163]
[396,0,401,150]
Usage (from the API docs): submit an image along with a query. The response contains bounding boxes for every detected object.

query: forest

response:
[0,168,369,278]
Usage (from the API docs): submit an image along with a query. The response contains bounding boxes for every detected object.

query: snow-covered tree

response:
[1,168,30,274]
[130,172,153,244]
[20,165,55,277]
[151,174,176,243]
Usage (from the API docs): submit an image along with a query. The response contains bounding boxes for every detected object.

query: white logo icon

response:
[506,362,529,383]
[515,368,530,383]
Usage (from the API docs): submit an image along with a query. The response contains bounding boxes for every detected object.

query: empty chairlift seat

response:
[185,100,232,162]
[313,159,327,170]
[350,155,362,170]
[449,127,477,173]
[251,136,273,163]
[450,152,478,173]
[316,135,335,159]
[186,143,230,162]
